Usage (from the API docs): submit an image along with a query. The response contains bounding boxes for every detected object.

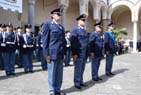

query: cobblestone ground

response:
[0,53,141,95]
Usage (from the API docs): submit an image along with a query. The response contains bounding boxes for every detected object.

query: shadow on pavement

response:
[63,68,129,94]
[0,68,44,81]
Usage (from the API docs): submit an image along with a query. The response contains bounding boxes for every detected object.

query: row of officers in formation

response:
[0,8,116,95]
[41,8,116,95]
[0,23,51,72]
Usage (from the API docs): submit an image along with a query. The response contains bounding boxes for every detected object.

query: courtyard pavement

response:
[0,52,141,95]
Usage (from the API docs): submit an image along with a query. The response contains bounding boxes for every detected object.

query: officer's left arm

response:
[89,33,96,53]
[42,22,50,58]
[104,32,110,54]
[62,27,67,59]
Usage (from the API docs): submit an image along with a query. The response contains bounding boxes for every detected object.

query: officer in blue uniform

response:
[2,23,17,76]
[0,24,6,70]
[37,25,47,70]
[71,14,89,89]
[89,22,103,81]
[104,22,116,76]
[22,24,35,73]
[16,26,24,68]
[42,8,66,95]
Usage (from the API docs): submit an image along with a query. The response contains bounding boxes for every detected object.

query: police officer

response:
[42,8,66,95]
[37,25,47,70]
[71,14,89,89]
[0,24,6,70]
[89,22,103,81]
[22,24,35,73]
[16,26,24,68]
[2,23,17,76]
[104,22,116,77]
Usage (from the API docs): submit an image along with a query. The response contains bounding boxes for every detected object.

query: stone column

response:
[79,0,88,15]
[28,0,36,32]
[61,7,67,28]
[103,19,111,32]
[133,21,138,52]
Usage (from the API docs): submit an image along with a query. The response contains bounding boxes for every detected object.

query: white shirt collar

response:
[52,19,58,24]
[78,25,85,29]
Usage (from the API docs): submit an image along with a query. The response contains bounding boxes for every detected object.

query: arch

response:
[136,0,141,40]
[135,0,141,21]
[89,0,100,20]
[108,0,134,21]
[111,5,133,40]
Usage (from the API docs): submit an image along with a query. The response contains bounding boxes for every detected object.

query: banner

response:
[0,0,22,13]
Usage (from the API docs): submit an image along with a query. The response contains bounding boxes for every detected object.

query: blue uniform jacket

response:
[89,31,103,57]
[5,31,17,52]
[17,33,24,50]
[0,32,2,52]
[71,27,89,56]
[104,31,116,54]
[22,33,35,54]
[42,21,66,60]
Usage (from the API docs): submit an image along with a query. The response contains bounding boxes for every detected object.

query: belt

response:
[23,45,34,48]
[40,44,43,47]
[1,43,6,47]
[6,42,15,45]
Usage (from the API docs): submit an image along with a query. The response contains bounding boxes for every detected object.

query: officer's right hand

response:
[73,55,78,62]
[91,53,94,58]
[45,56,51,64]
[106,51,110,55]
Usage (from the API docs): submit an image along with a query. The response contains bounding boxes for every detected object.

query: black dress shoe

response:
[106,73,112,77]
[55,91,65,95]
[92,78,99,82]
[55,92,60,95]
[10,73,15,76]
[75,85,81,89]
[6,73,11,77]
[42,68,47,71]
[80,84,88,87]
[29,70,34,73]
[24,71,28,74]
[110,72,115,75]
[98,77,102,80]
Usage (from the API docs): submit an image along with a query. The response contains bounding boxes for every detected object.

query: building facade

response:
[0,0,141,52]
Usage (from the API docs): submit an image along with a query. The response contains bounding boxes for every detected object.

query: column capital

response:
[94,19,101,23]
[28,0,36,5]
[58,0,69,8]
[132,20,138,23]
[79,0,88,15]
